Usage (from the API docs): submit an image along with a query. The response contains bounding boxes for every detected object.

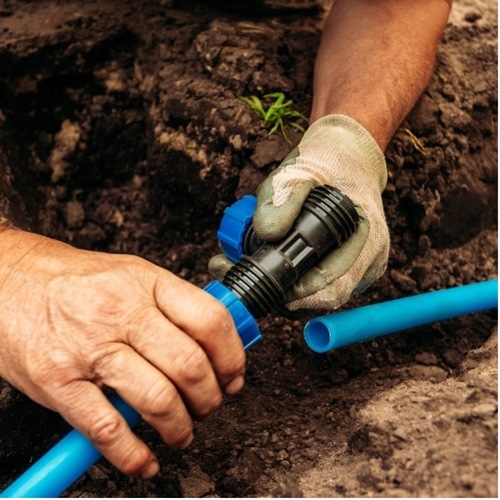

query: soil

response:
[0,0,497,497]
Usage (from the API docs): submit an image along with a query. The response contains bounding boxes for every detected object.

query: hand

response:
[210,114,390,311]
[0,228,245,478]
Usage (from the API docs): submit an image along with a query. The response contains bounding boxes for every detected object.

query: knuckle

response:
[142,380,178,417]
[28,348,78,387]
[95,289,125,317]
[177,346,210,385]
[122,254,155,283]
[120,448,152,476]
[219,350,246,381]
[88,413,125,448]
[197,392,223,418]
[202,300,232,333]
[202,301,243,349]
[167,421,194,450]
[121,253,143,266]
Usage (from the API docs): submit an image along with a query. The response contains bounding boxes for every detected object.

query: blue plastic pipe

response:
[304,279,498,353]
[0,393,141,498]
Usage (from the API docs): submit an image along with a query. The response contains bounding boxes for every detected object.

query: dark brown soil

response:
[0,0,497,497]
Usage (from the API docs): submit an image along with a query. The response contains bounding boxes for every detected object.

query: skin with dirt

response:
[0,0,497,497]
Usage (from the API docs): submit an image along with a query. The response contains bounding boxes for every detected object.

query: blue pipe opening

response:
[304,279,498,353]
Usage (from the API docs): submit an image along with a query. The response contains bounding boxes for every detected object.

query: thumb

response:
[253,173,316,241]
[208,254,234,281]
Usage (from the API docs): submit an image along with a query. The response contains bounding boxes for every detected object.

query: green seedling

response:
[239,92,308,143]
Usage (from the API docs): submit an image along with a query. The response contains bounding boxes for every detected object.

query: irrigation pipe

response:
[304,279,498,353]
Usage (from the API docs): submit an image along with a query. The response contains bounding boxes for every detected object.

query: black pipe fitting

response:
[222,185,360,317]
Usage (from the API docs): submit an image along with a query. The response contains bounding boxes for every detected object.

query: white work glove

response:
[210,114,390,312]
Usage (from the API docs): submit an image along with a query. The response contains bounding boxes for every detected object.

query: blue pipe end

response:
[305,279,498,353]
[204,280,262,349]
[304,320,333,353]
[217,195,257,263]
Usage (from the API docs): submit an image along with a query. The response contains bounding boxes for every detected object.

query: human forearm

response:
[310,0,451,150]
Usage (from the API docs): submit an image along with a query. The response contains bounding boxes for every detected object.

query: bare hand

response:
[0,228,245,478]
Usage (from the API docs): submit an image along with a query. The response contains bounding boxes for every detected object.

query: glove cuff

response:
[303,114,388,193]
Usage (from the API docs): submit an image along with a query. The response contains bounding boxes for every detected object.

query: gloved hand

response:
[209,114,390,311]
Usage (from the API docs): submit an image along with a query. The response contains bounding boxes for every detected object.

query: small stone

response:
[106,481,117,492]
[392,427,408,442]
[304,448,318,460]
[250,135,289,168]
[86,465,108,481]
[471,402,497,418]
[390,269,417,293]
[415,352,439,366]
[179,466,215,498]
[418,235,432,253]
[66,201,85,229]
[406,365,448,383]
[464,11,481,23]
[441,83,456,101]
[229,134,243,150]
[443,348,461,368]
[439,102,472,130]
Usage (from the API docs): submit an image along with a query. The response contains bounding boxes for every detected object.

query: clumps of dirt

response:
[142,14,320,232]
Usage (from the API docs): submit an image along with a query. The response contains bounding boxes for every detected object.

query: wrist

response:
[0,229,43,287]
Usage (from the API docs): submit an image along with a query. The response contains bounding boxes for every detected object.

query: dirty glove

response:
[209,114,390,311]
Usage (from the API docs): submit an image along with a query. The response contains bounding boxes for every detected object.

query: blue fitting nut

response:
[217,195,257,262]
[204,280,262,349]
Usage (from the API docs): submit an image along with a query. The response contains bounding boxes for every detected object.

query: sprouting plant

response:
[398,127,428,158]
[239,92,308,143]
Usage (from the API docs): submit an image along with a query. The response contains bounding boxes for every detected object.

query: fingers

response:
[96,345,195,448]
[152,271,246,392]
[292,220,369,299]
[254,175,315,241]
[52,380,159,478]
[208,254,234,281]
[115,313,225,418]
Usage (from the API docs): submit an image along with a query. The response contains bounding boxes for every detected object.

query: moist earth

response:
[0,0,497,497]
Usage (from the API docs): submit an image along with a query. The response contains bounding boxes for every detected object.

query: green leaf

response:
[239,92,308,143]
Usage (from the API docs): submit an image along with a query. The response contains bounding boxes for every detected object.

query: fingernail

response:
[225,375,245,395]
[141,460,159,479]
[179,432,194,449]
